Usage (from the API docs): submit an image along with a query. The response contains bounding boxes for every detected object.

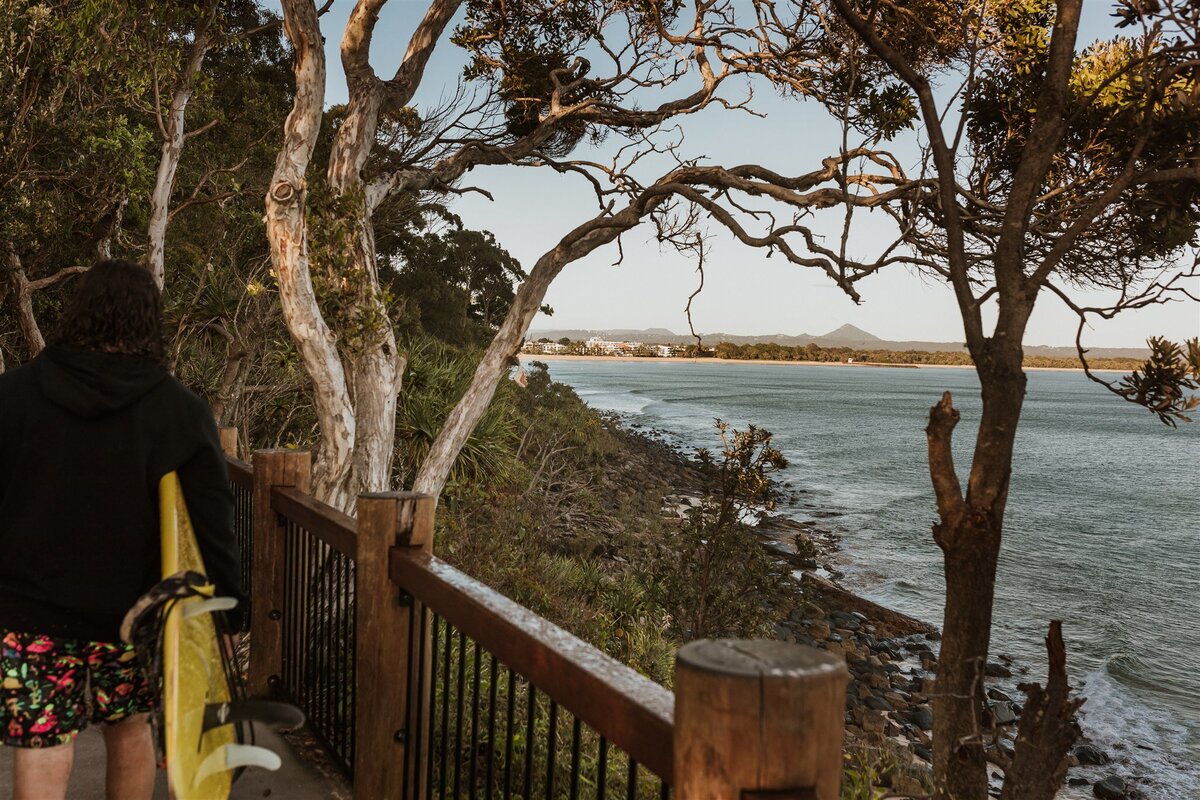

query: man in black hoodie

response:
[0,260,241,799]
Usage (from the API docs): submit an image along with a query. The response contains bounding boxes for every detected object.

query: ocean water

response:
[532,358,1200,798]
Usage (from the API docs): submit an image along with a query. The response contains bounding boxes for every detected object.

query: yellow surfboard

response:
[160,472,279,799]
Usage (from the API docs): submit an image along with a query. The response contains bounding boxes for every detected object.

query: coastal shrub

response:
[643,421,800,641]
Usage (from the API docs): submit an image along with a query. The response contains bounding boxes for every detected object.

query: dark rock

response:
[984,661,1013,678]
[913,743,933,762]
[864,695,894,712]
[989,701,1017,725]
[1069,778,1091,787]
[927,630,941,641]
[910,706,934,731]
[987,688,1011,702]
[1074,743,1111,766]
[1093,776,1127,800]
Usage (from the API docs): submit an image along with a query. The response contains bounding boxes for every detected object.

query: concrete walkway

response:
[0,725,349,799]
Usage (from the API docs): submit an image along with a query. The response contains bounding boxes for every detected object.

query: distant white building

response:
[585,337,640,355]
[522,340,568,354]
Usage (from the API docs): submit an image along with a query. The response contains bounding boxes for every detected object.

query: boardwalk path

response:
[0,725,350,799]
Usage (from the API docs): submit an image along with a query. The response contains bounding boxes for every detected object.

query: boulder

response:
[987,688,1012,702]
[1093,776,1127,800]
[989,701,1017,725]
[809,620,832,639]
[1074,743,1111,766]
[910,705,934,731]
[984,661,1013,678]
[864,695,894,712]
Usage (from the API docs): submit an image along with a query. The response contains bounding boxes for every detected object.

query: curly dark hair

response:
[53,259,165,362]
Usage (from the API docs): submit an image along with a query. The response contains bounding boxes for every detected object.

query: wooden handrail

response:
[389,548,675,780]
[269,485,358,559]
[226,456,253,490]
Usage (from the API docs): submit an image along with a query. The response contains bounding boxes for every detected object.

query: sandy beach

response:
[520,353,1128,374]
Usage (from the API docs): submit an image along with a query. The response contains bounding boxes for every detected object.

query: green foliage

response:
[395,338,521,489]
[1116,336,1200,425]
[451,0,668,154]
[644,421,797,641]
[841,745,909,800]
[305,186,396,353]
[385,226,527,347]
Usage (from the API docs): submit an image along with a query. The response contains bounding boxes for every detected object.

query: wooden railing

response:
[219,434,848,800]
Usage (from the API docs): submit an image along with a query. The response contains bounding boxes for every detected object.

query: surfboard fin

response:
[203,700,305,732]
[194,743,282,786]
[182,596,239,619]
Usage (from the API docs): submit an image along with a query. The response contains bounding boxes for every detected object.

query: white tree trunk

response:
[266,0,357,509]
[5,244,44,358]
[147,19,214,289]
[412,197,667,499]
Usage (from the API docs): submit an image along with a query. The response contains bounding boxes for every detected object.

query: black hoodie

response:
[0,345,242,642]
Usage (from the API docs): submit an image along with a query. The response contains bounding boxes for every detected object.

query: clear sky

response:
[266,0,1199,347]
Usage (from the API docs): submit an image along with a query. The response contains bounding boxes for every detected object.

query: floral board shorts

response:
[1,630,155,748]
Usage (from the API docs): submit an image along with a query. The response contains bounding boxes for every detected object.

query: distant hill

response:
[527,325,1151,360]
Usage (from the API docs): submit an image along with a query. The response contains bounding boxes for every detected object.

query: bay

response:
[532,357,1200,798]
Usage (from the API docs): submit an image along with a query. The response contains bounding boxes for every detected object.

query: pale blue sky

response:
[265,1,1199,347]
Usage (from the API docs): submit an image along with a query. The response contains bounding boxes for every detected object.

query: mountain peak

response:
[820,324,880,342]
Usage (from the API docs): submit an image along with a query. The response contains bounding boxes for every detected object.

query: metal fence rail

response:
[401,608,670,800]
[227,457,253,630]
[223,447,847,799]
[271,484,360,776]
[391,550,674,800]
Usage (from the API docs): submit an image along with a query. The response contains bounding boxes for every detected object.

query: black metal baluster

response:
[453,630,467,799]
[546,701,558,800]
[523,687,537,799]
[426,614,441,800]
[485,655,498,800]
[502,669,515,800]
[410,605,429,799]
[596,738,608,799]
[626,760,638,800]
[402,601,417,800]
[346,555,357,767]
[347,557,357,770]
[568,717,582,799]
[332,549,345,763]
[438,621,452,800]
[319,541,332,756]
[469,640,482,800]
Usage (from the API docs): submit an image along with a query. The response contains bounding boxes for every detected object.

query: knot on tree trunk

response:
[270,179,298,203]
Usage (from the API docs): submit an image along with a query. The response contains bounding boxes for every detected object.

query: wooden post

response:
[354,492,435,800]
[247,449,311,698]
[218,426,238,458]
[673,640,848,800]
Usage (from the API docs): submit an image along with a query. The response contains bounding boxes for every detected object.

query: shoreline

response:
[521,353,1129,374]
[608,411,1131,798]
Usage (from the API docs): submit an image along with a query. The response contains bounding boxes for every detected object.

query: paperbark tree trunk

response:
[412,195,668,499]
[5,243,45,358]
[147,10,216,289]
[266,0,357,508]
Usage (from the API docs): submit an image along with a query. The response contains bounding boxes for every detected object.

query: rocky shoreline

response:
[613,413,1136,799]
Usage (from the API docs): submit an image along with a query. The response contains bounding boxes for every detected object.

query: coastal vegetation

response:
[530,339,1150,371]
[1,1,1198,798]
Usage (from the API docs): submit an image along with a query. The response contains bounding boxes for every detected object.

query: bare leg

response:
[101,714,155,800]
[13,740,75,800]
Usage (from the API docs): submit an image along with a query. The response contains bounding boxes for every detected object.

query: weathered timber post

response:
[218,426,238,458]
[673,640,848,800]
[355,491,435,800]
[247,449,311,698]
